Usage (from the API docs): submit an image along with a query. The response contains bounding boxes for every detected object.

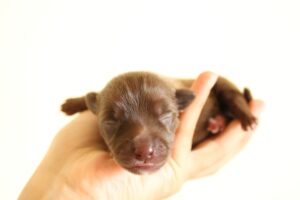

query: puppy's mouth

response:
[128,162,165,174]
[115,156,168,174]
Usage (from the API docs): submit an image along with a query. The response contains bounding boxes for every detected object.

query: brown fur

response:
[61,72,256,174]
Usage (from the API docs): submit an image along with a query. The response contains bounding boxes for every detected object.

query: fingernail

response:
[207,72,218,87]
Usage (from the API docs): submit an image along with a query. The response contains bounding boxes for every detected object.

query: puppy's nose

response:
[134,138,154,161]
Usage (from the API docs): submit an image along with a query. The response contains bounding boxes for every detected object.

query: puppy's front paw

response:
[61,98,86,115]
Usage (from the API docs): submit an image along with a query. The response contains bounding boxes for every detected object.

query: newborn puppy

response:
[61,72,256,174]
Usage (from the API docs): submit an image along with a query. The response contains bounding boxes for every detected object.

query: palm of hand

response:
[48,112,183,200]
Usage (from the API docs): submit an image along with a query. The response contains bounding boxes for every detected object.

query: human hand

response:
[19,72,264,200]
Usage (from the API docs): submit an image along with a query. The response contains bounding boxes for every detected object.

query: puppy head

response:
[86,72,195,174]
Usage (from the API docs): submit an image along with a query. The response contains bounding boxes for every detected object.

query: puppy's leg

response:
[213,78,257,130]
[61,97,87,115]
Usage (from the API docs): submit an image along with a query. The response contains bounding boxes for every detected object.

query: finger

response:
[188,99,264,178]
[173,71,218,163]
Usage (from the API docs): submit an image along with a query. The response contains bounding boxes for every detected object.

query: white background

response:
[1,0,300,199]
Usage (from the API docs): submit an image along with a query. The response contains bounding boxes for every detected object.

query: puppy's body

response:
[61,72,256,174]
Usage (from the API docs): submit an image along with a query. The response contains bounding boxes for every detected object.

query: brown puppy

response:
[61,72,256,174]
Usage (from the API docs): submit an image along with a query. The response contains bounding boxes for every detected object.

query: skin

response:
[18,72,264,200]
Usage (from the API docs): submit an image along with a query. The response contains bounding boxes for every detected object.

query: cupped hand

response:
[19,72,264,200]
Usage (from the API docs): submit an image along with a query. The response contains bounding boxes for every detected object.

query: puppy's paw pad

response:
[207,115,226,134]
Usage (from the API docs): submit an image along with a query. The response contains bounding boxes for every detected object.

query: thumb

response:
[173,71,218,163]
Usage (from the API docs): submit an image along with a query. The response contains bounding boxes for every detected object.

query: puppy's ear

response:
[85,92,99,114]
[175,89,195,111]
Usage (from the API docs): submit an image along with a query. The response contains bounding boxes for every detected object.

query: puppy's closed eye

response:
[159,112,174,127]
[103,120,120,134]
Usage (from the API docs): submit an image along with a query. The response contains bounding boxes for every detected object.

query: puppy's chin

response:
[123,161,166,175]
[114,155,169,174]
